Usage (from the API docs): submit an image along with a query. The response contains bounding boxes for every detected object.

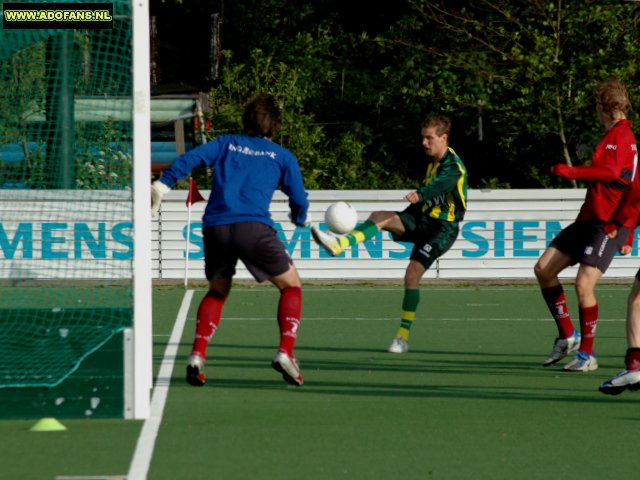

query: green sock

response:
[337,220,379,249]
[395,288,420,341]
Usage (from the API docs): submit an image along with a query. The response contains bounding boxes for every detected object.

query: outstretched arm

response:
[150,141,219,217]
[551,163,620,181]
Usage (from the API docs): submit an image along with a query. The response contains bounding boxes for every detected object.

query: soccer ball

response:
[324,201,358,234]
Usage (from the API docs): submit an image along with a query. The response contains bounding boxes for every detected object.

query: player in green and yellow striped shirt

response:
[312,115,468,353]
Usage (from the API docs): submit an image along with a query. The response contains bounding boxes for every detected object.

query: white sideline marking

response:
[127,289,194,480]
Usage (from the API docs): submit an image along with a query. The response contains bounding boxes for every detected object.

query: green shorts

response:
[393,204,459,270]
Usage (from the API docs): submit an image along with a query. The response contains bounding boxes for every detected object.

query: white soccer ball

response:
[324,201,358,234]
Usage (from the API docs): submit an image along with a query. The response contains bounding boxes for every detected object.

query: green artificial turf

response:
[1,284,638,480]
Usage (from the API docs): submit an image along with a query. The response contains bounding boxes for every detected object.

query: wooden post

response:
[174,118,185,155]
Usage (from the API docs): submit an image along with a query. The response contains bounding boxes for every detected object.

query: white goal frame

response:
[128,0,152,420]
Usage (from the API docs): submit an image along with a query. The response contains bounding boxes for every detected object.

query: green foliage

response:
[0,42,45,145]
[374,0,640,187]
[1,27,133,190]
[479,177,511,190]
[208,38,410,189]
[75,120,132,190]
[0,121,132,190]
[6,2,640,190]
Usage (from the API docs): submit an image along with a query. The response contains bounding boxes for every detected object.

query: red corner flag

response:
[186,177,205,207]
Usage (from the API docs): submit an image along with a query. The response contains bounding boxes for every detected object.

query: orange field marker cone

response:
[29,417,67,432]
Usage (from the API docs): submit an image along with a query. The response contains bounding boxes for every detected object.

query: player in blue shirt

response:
[151,93,310,387]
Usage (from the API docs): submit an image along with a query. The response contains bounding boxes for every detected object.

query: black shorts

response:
[392,205,459,270]
[203,222,292,283]
[550,220,629,273]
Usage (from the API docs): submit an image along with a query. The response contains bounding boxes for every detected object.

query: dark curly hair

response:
[242,93,282,137]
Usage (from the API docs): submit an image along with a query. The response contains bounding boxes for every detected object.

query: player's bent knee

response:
[533,262,549,282]
[369,210,394,223]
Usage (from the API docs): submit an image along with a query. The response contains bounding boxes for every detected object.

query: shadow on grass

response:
[157,343,638,405]
[171,373,640,405]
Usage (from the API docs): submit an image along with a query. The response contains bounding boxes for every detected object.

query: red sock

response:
[191,291,225,359]
[277,286,302,357]
[541,286,574,338]
[624,348,640,370]
[578,304,598,355]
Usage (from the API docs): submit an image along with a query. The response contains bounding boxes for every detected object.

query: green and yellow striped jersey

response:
[416,147,468,223]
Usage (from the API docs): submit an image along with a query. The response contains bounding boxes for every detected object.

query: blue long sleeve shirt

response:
[158,134,309,228]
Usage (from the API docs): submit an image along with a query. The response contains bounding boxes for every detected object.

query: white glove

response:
[151,180,171,218]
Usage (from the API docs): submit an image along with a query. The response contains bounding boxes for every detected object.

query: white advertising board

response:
[0,190,132,280]
[154,189,640,282]
[2,189,639,281]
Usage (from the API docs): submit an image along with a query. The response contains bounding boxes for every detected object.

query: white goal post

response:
[129,0,152,420]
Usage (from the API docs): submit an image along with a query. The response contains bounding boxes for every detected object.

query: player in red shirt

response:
[534,79,638,372]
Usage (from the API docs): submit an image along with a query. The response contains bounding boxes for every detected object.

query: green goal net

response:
[0,0,136,396]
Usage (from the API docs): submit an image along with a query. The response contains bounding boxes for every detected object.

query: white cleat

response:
[186,354,206,386]
[311,226,343,256]
[388,337,409,354]
[562,351,598,372]
[271,351,303,386]
[542,329,581,366]
[599,368,640,395]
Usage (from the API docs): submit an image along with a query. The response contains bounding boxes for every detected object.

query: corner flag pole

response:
[184,201,193,289]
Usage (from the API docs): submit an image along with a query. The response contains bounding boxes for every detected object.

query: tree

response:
[152,0,640,189]
[213,0,417,189]
[375,0,640,187]
[207,25,412,189]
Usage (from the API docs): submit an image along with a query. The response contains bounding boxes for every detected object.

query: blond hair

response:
[596,80,631,117]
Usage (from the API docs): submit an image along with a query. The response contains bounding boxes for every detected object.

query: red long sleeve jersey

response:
[575,119,637,222]
[609,158,640,248]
